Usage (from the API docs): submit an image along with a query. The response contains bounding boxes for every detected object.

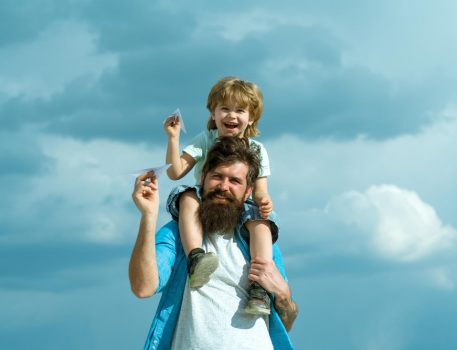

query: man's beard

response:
[199,188,244,235]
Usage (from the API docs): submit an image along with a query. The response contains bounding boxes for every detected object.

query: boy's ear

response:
[248,119,254,126]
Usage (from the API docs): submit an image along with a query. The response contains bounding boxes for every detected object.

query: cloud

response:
[327,185,457,262]
[0,242,126,291]
[0,259,160,349]
[0,0,72,45]
[0,20,117,100]
[0,129,188,245]
[426,267,456,291]
[269,110,457,224]
[265,112,457,283]
[2,2,456,143]
[0,128,53,176]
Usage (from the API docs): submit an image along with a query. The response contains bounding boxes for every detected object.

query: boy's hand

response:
[253,193,273,219]
[163,115,181,138]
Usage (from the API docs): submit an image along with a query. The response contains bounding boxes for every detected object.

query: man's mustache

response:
[204,188,235,202]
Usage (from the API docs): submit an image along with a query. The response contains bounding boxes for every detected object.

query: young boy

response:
[164,77,278,315]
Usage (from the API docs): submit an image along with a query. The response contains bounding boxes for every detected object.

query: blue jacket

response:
[143,220,295,350]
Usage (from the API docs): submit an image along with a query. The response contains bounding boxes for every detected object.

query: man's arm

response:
[129,173,160,298]
[272,283,299,332]
[248,257,298,331]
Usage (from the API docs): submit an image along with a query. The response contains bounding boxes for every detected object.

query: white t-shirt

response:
[171,232,273,350]
[183,129,271,184]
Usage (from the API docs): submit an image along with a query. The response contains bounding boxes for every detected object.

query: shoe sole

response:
[245,302,271,316]
[189,254,219,288]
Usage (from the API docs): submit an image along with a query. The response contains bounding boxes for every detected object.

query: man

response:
[130,137,298,349]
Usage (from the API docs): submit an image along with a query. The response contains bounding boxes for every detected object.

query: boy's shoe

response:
[245,282,271,315]
[188,248,219,289]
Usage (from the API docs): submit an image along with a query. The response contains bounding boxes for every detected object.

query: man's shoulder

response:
[156,220,180,242]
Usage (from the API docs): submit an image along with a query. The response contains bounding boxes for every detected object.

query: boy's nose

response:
[227,110,237,117]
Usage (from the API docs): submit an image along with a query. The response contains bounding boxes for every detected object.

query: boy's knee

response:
[245,219,271,232]
[179,189,199,206]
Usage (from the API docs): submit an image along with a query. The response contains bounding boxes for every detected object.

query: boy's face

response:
[212,101,253,137]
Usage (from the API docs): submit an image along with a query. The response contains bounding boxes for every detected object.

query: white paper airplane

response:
[165,108,187,134]
[131,164,171,184]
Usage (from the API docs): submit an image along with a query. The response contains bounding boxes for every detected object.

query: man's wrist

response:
[273,285,291,305]
[140,207,159,218]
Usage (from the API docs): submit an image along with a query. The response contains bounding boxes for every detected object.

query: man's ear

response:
[244,186,253,201]
[200,172,206,188]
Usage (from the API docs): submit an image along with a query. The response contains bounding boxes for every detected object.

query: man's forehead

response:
[210,161,249,177]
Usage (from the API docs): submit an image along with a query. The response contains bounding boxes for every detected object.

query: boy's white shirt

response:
[183,129,271,184]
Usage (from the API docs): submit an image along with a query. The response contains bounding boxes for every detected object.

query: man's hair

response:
[201,136,261,188]
[206,77,263,138]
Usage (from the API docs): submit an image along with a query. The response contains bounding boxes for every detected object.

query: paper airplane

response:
[165,108,187,134]
[131,164,171,184]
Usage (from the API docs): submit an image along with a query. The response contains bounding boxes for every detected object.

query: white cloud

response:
[427,267,455,291]
[38,134,185,244]
[327,185,456,262]
[194,9,285,42]
[3,131,185,244]
[0,20,118,99]
[262,110,457,275]
[267,110,457,225]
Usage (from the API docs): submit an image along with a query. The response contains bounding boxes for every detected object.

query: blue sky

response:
[1,0,457,349]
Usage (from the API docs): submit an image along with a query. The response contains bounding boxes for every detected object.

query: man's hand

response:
[164,115,181,138]
[248,257,287,295]
[249,257,298,331]
[253,193,273,219]
[132,173,159,216]
[129,172,160,298]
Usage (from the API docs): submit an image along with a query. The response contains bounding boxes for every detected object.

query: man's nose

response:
[217,178,230,191]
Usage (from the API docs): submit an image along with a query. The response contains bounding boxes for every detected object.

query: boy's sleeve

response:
[183,131,206,161]
[166,185,199,221]
[252,140,271,177]
[240,199,280,243]
[154,220,182,293]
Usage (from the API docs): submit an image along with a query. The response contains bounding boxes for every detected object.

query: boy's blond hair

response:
[206,77,263,138]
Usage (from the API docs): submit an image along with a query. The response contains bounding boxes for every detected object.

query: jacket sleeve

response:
[154,220,183,293]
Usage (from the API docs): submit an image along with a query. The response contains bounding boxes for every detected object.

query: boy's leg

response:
[179,191,218,288]
[244,220,273,315]
[179,190,203,257]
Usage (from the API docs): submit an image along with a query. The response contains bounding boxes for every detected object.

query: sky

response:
[1,0,457,349]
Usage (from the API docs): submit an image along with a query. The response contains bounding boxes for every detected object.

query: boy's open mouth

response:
[224,122,238,130]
